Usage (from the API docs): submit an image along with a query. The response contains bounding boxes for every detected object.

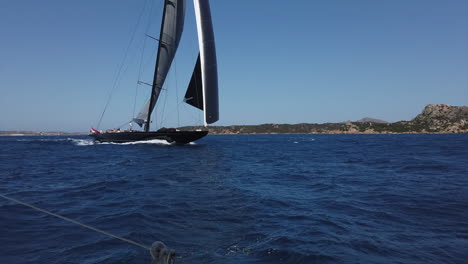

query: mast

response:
[134,0,185,131]
[145,1,169,132]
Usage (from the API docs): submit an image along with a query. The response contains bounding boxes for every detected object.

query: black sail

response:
[186,0,218,125]
[183,55,203,110]
[134,0,186,129]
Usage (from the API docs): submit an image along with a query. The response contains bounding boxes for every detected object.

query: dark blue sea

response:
[1,134,467,264]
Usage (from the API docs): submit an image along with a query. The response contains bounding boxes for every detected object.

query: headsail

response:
[134,0,186,129]
[183,55,203,110]
[185,0,218,125]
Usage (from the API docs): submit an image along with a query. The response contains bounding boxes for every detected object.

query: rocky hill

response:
[181,104,468,134]
[355,117,388,124]
[411,104,468,133]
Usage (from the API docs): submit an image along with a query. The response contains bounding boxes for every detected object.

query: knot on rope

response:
[150,241,176,264]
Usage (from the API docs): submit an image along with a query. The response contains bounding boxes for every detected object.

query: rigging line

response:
[116,120,131,129]
[187,18,202,127]
[0,193,150,251]
[180,99,197,124]
[193,57,202,127]
[159,80,170,128]
[158,64,172,128]
[174,57,180,127]
[132,0,156,121]
[132,37,147,120]
[96,0,149,129]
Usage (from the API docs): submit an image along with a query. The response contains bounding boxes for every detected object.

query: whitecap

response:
[99,139,173,146]
[69,138,95,146]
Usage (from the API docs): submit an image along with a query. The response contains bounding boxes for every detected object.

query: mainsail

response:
[184,0,219,125]
[134,0,186,130]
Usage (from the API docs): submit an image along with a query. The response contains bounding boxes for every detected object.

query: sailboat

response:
[89,0,218,144]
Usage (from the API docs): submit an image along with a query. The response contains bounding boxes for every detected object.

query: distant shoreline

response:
[0,132,87,136]
[2,104,467,136]
[1,131,466,137]
[206,132,467,135]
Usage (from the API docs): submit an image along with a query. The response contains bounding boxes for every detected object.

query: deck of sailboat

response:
[89,130,208,144]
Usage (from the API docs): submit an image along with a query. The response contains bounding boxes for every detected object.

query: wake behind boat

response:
[90,0,218,144]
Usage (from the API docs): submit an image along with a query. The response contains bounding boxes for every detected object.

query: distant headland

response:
[181,104,468,134]
[1,104,467,136]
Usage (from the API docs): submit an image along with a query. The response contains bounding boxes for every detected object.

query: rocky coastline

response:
[181,104,468,134]
[2,104,467,136]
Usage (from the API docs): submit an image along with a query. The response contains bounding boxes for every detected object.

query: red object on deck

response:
[91,128,100,134]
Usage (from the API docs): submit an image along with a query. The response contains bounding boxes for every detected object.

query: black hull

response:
[89,130,208,144]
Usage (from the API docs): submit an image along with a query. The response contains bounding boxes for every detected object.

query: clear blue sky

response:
[1,0,467,132]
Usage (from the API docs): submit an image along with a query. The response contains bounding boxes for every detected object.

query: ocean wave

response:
[69,138,176,146]
[254,248,337,263]
[69,138,95,146]
[13,137,176,146]
[108,139,173,145]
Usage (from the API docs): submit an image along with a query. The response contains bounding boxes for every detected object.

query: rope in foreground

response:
[0,194,176,264]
